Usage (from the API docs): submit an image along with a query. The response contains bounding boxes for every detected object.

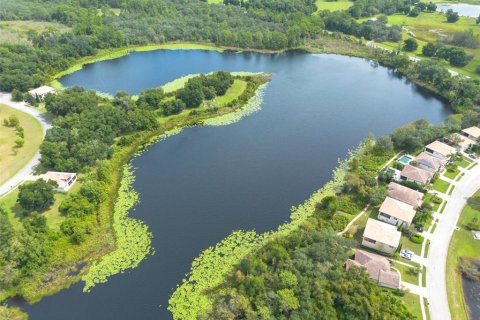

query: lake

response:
[437,3,480,18]
[16,50,451,319]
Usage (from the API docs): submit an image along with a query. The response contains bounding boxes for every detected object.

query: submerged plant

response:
[82,165,153,292]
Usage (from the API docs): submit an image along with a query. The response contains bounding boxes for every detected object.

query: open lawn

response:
[382,11,480,78]
[401,233,423,256]
[433,178,450,193]
[0,104,43,186]
[393,262,419,284]
[456,157,472,169]
[444,167,461,180]
[447,189,480,320]
[315,0,353,12]
[403,292,423,320]
[0,20,70,46]
[214,80,247,105]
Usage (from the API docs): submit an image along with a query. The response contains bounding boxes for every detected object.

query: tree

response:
[373,135,394,154]
[408,7,420,17]
[17,179,57,213]
[422,43,437,57]
[446,9,459,23]
[369,186,387,205]
[403,38,418,52]
[477,13,480,24]
[427,2,437,12]
[11,89,24,102]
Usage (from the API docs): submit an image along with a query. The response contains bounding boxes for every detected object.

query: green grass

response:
[0,104,43,186]
[431,221,438,234]
[403,292,423,320]
[214,79,247,105]
[446,189,480,320]
[448,185,456,195]
[370,11,480,78]
[424,239,431,258]
[424,193,441,211]
[0,189,22,231]
[440,200,448,213]
[444,167,461,180]
[422,266,427,287]
[315,0,353,12]
[0,20,71,46]
[456,157,472,169]
[433,179,450,194]
[424,297,431,320]
[393,262,419,284]
[401,234,423,256]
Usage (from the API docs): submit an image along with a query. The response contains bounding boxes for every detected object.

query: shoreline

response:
[4,73,271,313]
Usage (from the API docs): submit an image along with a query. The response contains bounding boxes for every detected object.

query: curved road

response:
[427,160,480,320]
[0,92,51,197]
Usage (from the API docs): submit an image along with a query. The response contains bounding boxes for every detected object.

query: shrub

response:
[410,234,424,244]
[446,9,459,23]
[403,38,418,52]
[422,43,437,57]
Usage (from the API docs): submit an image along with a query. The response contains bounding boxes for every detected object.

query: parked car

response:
[415,226,424,233]
[400,250,414,260]
[469,154,477,160]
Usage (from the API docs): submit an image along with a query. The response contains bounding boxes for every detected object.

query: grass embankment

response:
[372,11,480,78]
[447,189,480,320]
[393,261,420,284]
[0,73,269,304]
[0,20,71,46]
[315,0,353,12]
[0,104,43,186]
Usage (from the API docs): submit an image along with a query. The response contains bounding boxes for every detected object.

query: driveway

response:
[0,92,51,197]
[426,161,480,320]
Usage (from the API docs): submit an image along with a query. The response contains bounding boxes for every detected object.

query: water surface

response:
[17,50,451,319]
[437,3,480,17]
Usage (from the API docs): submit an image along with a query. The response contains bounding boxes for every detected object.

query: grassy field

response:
[446,189,480,320]
[215,80,247,105]
[433,178,450,193]
[315,0,353,12]
[382,11,480,78]
[0,20,71,46]
[445,166,462,180]
[456,156,472,169]
[0,104,43,186]
[393,262,419,284]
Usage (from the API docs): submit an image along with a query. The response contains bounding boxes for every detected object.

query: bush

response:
[446,9,459,23]
[17,179,57,213]
[11,89,24,102]
[422,43,437,57]
[410,234,424,244]
[403,38,418,52]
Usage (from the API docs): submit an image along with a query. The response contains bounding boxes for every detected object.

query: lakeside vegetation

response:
[0,72,269,315]
[446,189,480,320]
[0,104,43,186]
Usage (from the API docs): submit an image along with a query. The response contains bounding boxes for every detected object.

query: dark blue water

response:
[17,50,451,320]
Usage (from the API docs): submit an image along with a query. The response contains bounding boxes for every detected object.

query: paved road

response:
[427,161,480,320]
[0,92,51,197]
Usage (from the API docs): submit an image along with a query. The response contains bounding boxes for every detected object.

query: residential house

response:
[415,151,447,173]
[41,171,77,192]
[378,197,416,227]
[346,249,400,289]
[362,218,401,254]
[387,182,423,208]
[443,133,476,152]
[400,165,434,185]
[425,141,456,160]
[461,126,480,142]
[28,86,56,101]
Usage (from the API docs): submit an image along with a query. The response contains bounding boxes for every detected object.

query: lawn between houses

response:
[446,189,480,320]
[0,104,43,186]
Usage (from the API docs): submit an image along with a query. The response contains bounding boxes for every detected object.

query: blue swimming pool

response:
[398,155,413,165]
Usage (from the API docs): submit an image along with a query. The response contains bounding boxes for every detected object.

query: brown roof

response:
[416,151,447,171]
[363,218,401,247]
[425,141,456,157]
[462,126,480,139]
[346,249,400,288]
[446,133,476,149]
[388,182,423,208]
[400,165,433,184]
[379,197,416,225]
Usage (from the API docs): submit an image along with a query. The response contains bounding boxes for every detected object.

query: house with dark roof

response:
[415,151,447,173]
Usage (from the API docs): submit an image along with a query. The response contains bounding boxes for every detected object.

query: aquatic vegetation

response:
[168,230,269,319]
[168,145,359,319]
[202,83,267,126]
[82,165,153,292]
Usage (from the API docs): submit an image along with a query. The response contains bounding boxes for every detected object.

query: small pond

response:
[437,3,480,17]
